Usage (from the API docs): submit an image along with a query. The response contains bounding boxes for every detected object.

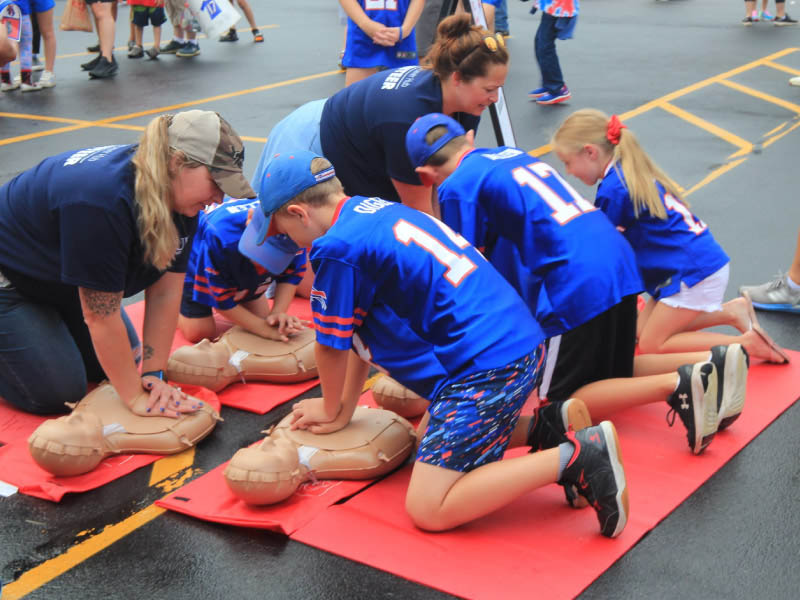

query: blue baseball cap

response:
[251,150,336,245]
[238,206,301,274]
[405,113,466,169]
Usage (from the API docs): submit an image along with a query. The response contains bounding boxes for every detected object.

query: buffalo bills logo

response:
[310,288,327,311]
[201,0,222,19]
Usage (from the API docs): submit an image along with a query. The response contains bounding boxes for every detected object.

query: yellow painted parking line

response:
[762,119,800,149]
[762,60,800,77]
[682,157,748,198]
[1,504,166,600]
[0,69,341,148]
[718,79,800,114]
[658,101,754,155]
[148,448,196,486]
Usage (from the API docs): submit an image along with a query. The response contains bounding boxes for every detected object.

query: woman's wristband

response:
[142,369,166,381]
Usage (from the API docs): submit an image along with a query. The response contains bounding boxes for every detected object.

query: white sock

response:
[786,274,800,291]
[174,37,185,44]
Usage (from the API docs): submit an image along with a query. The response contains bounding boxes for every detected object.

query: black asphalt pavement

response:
[1,1,799,598]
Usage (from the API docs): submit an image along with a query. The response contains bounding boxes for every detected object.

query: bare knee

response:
[405,494,453,532]
[178,315,217,343]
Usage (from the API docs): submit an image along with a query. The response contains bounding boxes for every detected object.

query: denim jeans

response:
[534,12,564,94]
[494,0,509,33]
[0,284,140,414]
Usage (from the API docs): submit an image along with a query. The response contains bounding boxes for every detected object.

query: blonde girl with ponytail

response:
[552,108,788,364]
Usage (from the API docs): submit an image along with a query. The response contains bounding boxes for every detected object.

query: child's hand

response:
[266,313,307,338]
[290,397,347,433]
[371,25,399,47]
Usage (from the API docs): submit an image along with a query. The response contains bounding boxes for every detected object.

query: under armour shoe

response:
[666,362,718,454]
[536,85,571,105]
[527,398,592,451]
[739,273,800,314]
[709,344,749,431]
[558,421,629,538]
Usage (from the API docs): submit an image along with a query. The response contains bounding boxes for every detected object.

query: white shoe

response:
[0,80,20,92]
[21,81,42,92]
[38,70,55,88]
[790,76,800,87]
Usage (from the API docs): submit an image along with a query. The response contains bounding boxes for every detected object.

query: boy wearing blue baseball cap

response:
[405,113,749,457]
[250,149,630,537]
[177,198,308,343]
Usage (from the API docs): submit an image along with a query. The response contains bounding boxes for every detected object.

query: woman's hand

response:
[141,376,201,418]
[290,397,348,434]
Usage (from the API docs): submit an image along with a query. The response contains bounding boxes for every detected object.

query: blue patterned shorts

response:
[416,344,546,473]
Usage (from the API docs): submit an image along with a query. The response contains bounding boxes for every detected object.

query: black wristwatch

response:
[142,369,166,381]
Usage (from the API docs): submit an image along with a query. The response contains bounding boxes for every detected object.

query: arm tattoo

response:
[79,288,123,318]
[142,344,155,360]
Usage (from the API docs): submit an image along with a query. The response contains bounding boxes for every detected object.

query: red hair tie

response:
[606,115,626,146]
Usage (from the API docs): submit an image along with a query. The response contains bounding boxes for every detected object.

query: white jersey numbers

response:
[512,162,597,225]
[393,217,477,287]
[663,194,708,235]
[365,0,398,10]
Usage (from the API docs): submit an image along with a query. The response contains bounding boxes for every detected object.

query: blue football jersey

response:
[185,198,307,310]
[343,0,418,70]
[309,196,544,400]
[596,164,729,299]
[438,148,643,337]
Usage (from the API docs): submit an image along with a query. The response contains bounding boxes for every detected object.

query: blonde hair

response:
[423,14,509,83]
[424,125,469,167]
[551,109,684,219]
[132,115,202,270]
[275,157,344,214]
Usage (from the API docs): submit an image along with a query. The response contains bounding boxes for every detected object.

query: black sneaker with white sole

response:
[667,362,719,454]
[88,56,118,79]
[709,344,749,431]
[81,54,101,71]
[558,421,629,538]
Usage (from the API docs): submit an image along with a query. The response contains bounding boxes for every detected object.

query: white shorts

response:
[659,263,729,312]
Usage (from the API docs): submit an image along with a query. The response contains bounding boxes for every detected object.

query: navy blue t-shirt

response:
[0,144,197,304]
[319,67,480,202]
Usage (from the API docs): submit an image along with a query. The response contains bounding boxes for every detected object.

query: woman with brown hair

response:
[249,13,509,217]
[0,110,255,415]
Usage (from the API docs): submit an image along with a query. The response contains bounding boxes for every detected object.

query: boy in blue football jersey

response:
[178,197,307,343]
[248,149,629,537]
[406,113,751,456]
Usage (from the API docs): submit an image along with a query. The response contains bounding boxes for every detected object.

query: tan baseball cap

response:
[168,110,256,199]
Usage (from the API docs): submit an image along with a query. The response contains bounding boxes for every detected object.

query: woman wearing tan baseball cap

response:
[0,110,253,416]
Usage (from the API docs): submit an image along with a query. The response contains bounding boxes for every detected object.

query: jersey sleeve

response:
[276,248,308,286]
[187,230,241,310]
[310,257,366,351]
[595,173,635,230]
[59,203,133,292]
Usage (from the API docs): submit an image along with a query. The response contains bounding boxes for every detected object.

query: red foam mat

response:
[126,296,319,414]
[0,386,220,502]
[156,393,388,535]
[291,355,800,600]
